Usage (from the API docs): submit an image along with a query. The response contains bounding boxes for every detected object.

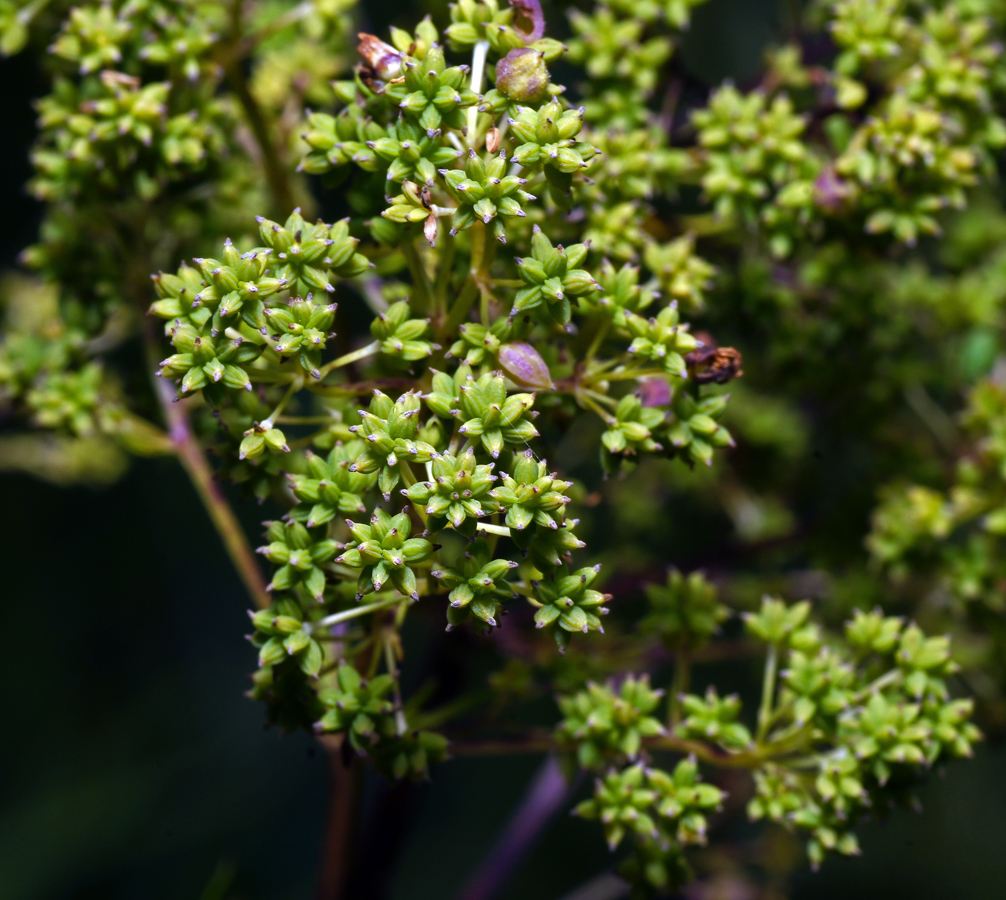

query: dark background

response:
[2,1,1005,898]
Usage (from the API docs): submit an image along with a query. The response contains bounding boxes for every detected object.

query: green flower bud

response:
[371,300,437,361]
[676,687,752,751]
[403,447,498,534]
[317,664,396,752]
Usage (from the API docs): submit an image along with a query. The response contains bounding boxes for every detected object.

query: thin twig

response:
[456,755,575,900]
[557,873,629,900]
[315,740,359,900]
[144,324,270,609]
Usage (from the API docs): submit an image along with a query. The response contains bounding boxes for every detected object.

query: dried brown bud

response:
[685,337,744,385]
[486,126,501,154]
[495,48,549,104]
[498,341,554,390]
[357,33,403,82]
[424,213,438,247]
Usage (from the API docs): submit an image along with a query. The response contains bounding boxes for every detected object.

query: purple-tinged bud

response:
[498,341,553,390]
[495,48,549,105]
[637,377,671,408]
[511,0,546,42]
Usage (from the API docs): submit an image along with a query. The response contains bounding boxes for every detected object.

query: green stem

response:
[853,668,903,703]
[261,377,301,428]
[441,223,487,338]
[757,643,779,744]
[403,240,435,317]
[579,392,616,425]
[413,688,494,731]
[449,731,764,769]
[581,387,618,408]
[312,594,407,630]
[434,231,455,323]
[305,377,420,398]
[601,366,669,383]
[584,320,611,363]
[475,522,511,537]
[385,636,408,735]
[316,340,381,380]
[668,649,691,729]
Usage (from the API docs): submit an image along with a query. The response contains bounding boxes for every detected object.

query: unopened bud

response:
[498,341,554,390]
[495,48,549,105]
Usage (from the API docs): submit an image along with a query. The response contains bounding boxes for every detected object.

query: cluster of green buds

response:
[640,568,728,651]
[573,758,724,896]
[127,0,753,783]
[3,1,991,894]
[556,676,665,769]
[575,759,724,851]
[692,87,819,259]
[691,0,1006,253]
[555,591,979,886]
[867,378,1006,645]
[739,598,976,866]
[28,0,229,202]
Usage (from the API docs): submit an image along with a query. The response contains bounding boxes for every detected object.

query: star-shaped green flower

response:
[509,99,595,175]
[532,565,610,650]
[601,393,666,459]
[262,294,337,379]
[371,300,438,362]
[317,664,396,752]
[348,390,439,498]
[288,440,377,528]
[158,320,260,401]
[440,148,535,242]
[335,508,434,600]
[512,226,599,325]
[250,597,324,677]
[625,303,700,379]
[403,448,498,534]
[385,42,479,135]
[455,371,539,459]
[257,210,371,295]
[489,450,571,531]
[258,520,338,602]
[432,539,518,630]
[369,120,460,185]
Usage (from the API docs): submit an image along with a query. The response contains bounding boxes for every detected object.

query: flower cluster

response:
[0,0,994,895]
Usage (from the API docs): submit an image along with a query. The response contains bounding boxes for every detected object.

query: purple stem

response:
[455,754,574,900]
